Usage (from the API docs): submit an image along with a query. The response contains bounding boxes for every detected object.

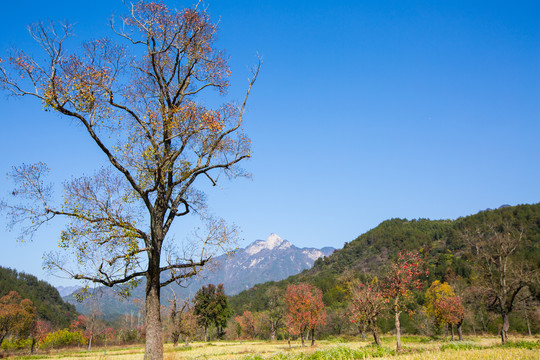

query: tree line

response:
[227,204,540,350]
[0,267,76,329]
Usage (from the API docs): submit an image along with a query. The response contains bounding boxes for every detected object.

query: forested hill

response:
[0,267,77,328]
[229,203,540,313]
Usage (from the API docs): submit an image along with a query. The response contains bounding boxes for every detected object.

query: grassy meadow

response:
[7,336,539,360]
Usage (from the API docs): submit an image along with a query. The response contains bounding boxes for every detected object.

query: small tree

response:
[30,320,51,354]
[436,295,465,340]
[235,310,256,340]
[82,297,104,351]
[347,279,387,346]
[70,315,89,347]
[168,293,197,346]
[325,307,349,336]
[264,286,284,341]
[102,327,116,350]
[193,284,231,341]
[117,312,139,344]
[425,281,465,340]
[381,251,427,352]
[284,283,326,347]
[0,291,36,347]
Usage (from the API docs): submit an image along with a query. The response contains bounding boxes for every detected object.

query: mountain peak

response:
[245,233,292,255]
[265,233,284,249]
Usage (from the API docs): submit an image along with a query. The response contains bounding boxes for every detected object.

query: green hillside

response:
[230,203,540,313]
[0,267,77,328]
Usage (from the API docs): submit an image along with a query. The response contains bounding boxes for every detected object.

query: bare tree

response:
[84,294,104,351]
[0,2,259,359]
[168,291,196,346]
[463,223,539,344]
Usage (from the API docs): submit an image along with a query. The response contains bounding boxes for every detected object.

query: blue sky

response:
[0,0,539,287]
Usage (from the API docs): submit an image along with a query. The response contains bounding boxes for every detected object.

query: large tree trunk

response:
[500,312,510,345]
[145,259,163,360]
[184,336,189,346]
[87,334,93,351]
[457,321,463,341]
[394,299,402,351]
[310,328,316,346]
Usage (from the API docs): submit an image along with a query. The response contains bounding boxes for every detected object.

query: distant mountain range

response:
[199,233,335,295]
[62,234,335,317]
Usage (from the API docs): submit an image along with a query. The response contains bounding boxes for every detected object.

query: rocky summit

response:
[189,233,335,295]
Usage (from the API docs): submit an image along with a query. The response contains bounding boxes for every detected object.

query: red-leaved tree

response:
[425,280,465,340]
[347,279,388,346]
[235,310,256,340]
[284,283,326,347]
[30,320,51,354]
[435,295,465,341]
[381,251,427,351]
[70,315,89,347]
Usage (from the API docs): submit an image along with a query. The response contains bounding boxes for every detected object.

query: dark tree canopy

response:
[193,283,231,341]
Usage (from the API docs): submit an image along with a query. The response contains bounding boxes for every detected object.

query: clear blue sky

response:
[1,0,539,287]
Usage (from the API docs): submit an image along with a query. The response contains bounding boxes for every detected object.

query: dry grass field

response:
[7,336,539,360]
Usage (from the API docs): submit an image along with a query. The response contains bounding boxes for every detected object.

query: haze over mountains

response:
[63,234,335,317]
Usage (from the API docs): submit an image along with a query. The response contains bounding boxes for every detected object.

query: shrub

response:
[41,329,85,349]
[0,338,32,351]
[500,340,540,350]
